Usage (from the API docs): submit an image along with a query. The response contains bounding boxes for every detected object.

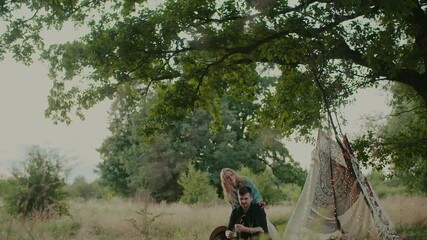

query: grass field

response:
[0,196,426,239]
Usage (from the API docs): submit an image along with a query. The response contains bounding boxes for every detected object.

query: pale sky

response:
[0,57,111,182]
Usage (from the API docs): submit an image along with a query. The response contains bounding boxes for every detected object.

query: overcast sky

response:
[0,57,111,181]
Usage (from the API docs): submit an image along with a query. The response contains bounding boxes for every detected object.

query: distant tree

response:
[178,164,218,204]
[96,87,146,196]
[97,88,306,201]
[66,176,95,200]
[4,146,69,217]
[366,170,408,198]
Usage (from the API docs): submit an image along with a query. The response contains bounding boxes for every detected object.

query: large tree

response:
[1,0,426,135]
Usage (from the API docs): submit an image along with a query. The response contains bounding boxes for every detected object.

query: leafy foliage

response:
[97,93,189,200]
[65,176,109,200]
[0,177,18,199]
[3,146,69,217]
[2,0,426,131]
[280,183,303,203]
[354,83,427,194]
[97,89,306,201]
[177,164,218,204]
[366,171,408,198]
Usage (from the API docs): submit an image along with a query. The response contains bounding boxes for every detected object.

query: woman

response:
[220,168,281,240]
[220,168,262,208]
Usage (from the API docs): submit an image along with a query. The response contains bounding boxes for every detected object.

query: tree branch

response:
[387,105,426,117]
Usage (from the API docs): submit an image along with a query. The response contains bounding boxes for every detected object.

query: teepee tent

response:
[283,130,400,240]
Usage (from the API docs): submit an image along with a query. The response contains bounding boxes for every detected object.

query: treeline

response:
[0,147,409,220]
[0,144,410,220]
[0,145,304,218]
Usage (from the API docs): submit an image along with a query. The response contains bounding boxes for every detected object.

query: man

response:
[226,186,269,239]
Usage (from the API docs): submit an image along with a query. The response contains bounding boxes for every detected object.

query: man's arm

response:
[234,224,264,234]
[227,209,239,231]
[226,208,239,238]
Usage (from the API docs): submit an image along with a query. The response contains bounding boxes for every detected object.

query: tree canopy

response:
[1,0,426,136]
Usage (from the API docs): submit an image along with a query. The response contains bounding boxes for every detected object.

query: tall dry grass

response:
[382,196,427,227]
[0,196,426,239]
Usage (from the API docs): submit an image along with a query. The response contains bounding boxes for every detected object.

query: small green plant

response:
[126,203,164,239]
[4,146,69,218]
[177,163,218,204]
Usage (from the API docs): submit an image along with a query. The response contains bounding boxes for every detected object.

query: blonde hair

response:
[220,168,247,205]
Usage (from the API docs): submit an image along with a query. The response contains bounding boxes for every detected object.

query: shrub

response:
[280,183,302,202]
[66,176,95,200]
[65,177,111,200]
[367,170,408,198]
[4,146,69,217]
[0,178,19,199]
[238,166,286,204]
[178,164,218,204]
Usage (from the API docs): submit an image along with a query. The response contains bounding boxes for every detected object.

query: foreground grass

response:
[382,196,427,239]
[0,196,426,239]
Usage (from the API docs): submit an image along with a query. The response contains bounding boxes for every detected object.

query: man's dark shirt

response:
[227,203,268,239]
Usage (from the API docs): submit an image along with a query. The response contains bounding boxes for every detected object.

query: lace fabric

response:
[283,130,399,240]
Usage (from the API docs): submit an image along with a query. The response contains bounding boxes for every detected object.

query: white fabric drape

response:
[283,131,397,240]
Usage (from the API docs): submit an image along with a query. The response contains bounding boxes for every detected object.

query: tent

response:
[283,130,400,240]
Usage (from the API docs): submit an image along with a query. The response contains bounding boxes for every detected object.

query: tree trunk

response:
[395,71,427,107]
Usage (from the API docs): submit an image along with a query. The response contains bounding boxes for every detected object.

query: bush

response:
[178,164,218,204]
[4,146,69,217]
[65,177,111,200]
[66,176,94,200]
[280,183,302,202]
[367,170,408,198]
[0,178,19,199]
[238,167,286,204]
